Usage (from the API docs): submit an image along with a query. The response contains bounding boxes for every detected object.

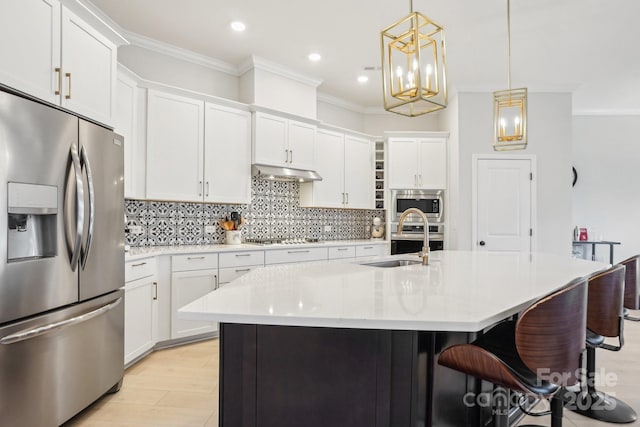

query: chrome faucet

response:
[397,208,430,265]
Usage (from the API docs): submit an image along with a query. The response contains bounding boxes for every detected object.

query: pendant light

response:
[380,0,447,117]
[493,0,527,151]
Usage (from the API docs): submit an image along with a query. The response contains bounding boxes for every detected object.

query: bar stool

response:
[563,264,637,423]
[620,254,640,321]
[438,278,588,427]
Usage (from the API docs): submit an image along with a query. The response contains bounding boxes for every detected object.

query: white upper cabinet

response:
[146,89,251,204]
[146,90,205,202]
[60,7,116,126]
[114,69,140,199]
[300,129,374,209]
[0,0,61,104]
[203,103,251,204]
[388,136,447,189]
[0,0,117,126]
[252,111,316,170]
[344,135,374,209]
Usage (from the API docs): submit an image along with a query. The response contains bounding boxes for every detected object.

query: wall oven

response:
[391,189,444,224]
[391,223,444,255]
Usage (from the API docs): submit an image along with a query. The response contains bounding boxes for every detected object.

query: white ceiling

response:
[89,0,640,113]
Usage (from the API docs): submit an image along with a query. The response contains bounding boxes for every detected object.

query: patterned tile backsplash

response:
[125,178,385,246]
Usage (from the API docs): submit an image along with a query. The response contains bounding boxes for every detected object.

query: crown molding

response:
[572,109,640,116]
[124,31,239,76]
[65,0,129,45]
[239,56,323,88]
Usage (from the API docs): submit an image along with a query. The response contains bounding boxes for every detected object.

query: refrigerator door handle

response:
[0,297,123,345]
[80,145,95,270]
[66,143,85,271]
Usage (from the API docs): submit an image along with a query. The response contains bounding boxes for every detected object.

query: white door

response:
[388,138,419,189]
[61,7,116,126]
[124,276,156,364]
[474,158,533,252]
[0,0,61,104]
[344,135,374,209]
[146,90,205,202]
[204,103,251,204]
[309,128,345,207]
[253,112,288,167]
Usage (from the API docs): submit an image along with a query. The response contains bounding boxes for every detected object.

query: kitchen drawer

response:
[355,244,388,258]
[219,250,265,268]
[219,266,258,285]
[328,246,355,259]
[265,247,328,265]
[125,258,157,283]
[172,253,218,272]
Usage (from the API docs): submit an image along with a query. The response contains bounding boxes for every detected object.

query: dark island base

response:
[218,323,519,427]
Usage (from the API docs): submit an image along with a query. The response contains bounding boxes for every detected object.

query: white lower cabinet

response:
[170,254,219,339]
[265,247,329,265]
[328,246,356,259]
[124,258,157,365]
[356,244,389,258]
[218,250,265,286]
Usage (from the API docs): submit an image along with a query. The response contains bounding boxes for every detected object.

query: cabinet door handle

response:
[55,67,62,95]
[342,192,345,204]
[235,253,251,257]
[214,275,219,290]
[65,73,72,99]
[206,181,210,197]
[289,150,293,163]
[187,256,205,260]
[288,250,310,254]
[153,281,158,300]
[235,268,251,273]
[131,262,147,267]
[285,149,289,163]
[198,181,203,197]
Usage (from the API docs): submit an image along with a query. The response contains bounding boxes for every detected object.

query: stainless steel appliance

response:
[390,189,445,255]
[0,90,124,426]
[391,189,443,224]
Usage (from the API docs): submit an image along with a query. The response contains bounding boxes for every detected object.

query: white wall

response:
[363,110,444,136]
[117,45,240,101]
[455,92,573,255]
[572,115,640,263]
[316,101,365,132]
[442,92,460,249]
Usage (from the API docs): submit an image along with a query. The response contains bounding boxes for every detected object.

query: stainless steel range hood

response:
[252,164,322,182]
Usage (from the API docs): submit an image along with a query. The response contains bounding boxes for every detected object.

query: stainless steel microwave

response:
[391,189,444,223]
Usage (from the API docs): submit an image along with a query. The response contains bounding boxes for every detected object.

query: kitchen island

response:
[180,251,607,427]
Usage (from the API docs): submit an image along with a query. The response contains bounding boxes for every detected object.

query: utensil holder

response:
[225,230,241,245]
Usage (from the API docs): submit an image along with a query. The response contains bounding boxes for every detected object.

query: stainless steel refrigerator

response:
[0,90,124,426]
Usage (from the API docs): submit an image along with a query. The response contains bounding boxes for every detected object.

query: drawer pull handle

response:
[131,262,147,267]
[235,253,251,257]
[363,246,373,249]
[187,256,205,260]
[337,248,349,251]
[153,282,158,300]
[235,268,251,273]
[288,250,310,254]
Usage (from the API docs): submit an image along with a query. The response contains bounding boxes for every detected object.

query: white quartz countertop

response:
[179,250,608,332]
[125,239,388,261]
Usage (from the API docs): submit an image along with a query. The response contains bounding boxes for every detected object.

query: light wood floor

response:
[66,320,640,427]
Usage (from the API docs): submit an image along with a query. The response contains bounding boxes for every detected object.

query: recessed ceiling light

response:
[230,21,246,32]
[308,52,322,62]
[357,75,369,83]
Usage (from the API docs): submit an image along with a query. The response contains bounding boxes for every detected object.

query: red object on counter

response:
[579,228,589,241]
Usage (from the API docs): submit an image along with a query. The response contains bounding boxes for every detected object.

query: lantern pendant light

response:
[493,0,527,150]
[380,0,447,117]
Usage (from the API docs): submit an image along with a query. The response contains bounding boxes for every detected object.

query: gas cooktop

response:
[244,238,321,245]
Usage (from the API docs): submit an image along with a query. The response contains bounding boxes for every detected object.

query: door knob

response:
[479,240,486,246]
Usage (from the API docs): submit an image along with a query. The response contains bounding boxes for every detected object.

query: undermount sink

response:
[362,259,423,268]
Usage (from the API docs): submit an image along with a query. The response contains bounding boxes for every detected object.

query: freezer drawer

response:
[0,290,124,426]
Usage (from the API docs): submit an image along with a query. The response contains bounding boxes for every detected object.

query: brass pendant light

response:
[493,0,527,151]
[380,0,447,117]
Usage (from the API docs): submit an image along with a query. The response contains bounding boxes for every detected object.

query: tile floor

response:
[66,319,640,426]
